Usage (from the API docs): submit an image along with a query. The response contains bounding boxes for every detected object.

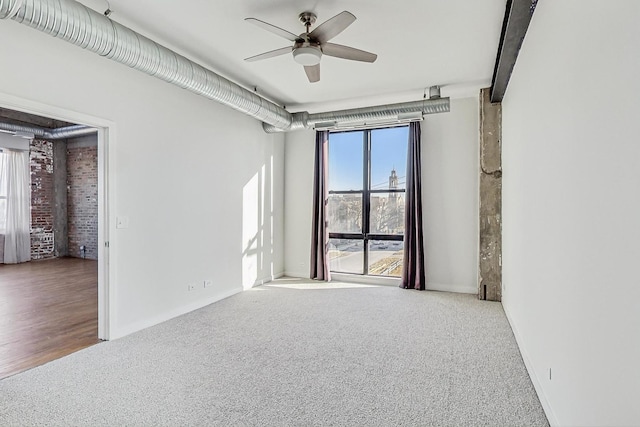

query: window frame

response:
[328,125,407,276]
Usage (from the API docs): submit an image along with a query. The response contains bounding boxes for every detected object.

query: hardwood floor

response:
[0,257,100,380]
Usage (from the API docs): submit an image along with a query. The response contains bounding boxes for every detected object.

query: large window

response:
[327,126,408,276]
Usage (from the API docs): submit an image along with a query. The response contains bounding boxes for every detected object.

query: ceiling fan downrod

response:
[298,12,317,33]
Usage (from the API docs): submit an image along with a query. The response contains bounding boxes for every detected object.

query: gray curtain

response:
[310,130,331,281]
[401,122,426,290]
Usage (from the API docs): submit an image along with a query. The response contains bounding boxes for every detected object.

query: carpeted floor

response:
[0,278,548,426]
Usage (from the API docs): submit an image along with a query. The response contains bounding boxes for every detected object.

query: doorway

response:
[0,97,111,378]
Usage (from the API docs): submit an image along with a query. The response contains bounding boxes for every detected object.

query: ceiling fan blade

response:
[322,43,377,63]
[304,64,320,83]
[245,18,299,42]
[245,46,293,62]
[309,11,356,43]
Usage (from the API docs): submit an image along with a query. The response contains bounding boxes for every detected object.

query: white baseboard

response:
[112,273,285,339]
[503,303,559,426]
[247,272,285,288]
[426,282,477,294]
[283,270,308,279]
[281,275,476,294]
[110,286,242,340]
[330,272,400,287]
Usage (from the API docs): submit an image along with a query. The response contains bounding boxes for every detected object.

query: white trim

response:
[113,272,284,339]
[283,270,308,279]
[503,302,559,426]
[426,282,477,294]
[96,126,114,340]
[247,272,285,289]
[0,91,115,341]
[109,287,242,340]
[331,275,477,294]
[330,272,400,287]
[284,272,477,294]
[0,93,110,128]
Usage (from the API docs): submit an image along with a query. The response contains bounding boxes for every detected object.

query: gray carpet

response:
[0,278,548,426]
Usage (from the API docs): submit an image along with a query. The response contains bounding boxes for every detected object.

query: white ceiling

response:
[78,0,506,113]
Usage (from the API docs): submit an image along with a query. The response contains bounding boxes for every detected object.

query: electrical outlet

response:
[187,283,197,291]
[204,280,213,288]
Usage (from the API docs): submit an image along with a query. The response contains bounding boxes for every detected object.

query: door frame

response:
[0,91,115,340]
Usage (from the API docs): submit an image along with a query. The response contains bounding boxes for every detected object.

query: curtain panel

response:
[310,130,331,281]
[1,149,31,264]
[401,122,426,290]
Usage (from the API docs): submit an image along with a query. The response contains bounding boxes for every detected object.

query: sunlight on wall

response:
[242,170,260,290]
[242,156,276,290]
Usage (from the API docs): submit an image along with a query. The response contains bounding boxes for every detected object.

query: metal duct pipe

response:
[47,124,97,139]
[262,97,451,133]
[0,0,450,133]
[0,121,96,139]
[0,0,293,131]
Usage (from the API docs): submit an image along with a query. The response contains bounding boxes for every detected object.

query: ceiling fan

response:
[244,11,377,83]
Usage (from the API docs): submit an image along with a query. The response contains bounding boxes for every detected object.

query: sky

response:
[328,126,408,191]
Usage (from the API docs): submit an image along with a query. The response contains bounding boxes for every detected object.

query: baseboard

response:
[110,286,242,340]
[330,272,400,286]
[283,270,308,279]
[426,282,477,294]
[247,272,285,288]
[503,303,559,426]
[280,275,476,294]
[111,272,286,339]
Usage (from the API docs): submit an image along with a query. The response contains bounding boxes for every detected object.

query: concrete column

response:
[479,88,502,301]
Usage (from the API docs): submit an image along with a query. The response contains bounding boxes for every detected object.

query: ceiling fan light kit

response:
[245,10,377,83]
[293,46,322,66]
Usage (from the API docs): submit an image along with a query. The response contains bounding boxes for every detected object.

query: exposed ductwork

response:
[0,0,450,133]
[0,0,292,130]
[0,121,96,140]
[263,97,450,133]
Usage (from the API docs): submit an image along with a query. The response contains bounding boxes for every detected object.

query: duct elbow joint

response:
[262,111,309,133]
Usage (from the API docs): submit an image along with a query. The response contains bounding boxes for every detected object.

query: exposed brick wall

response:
[30,139,55,260]
[67,146,98,260]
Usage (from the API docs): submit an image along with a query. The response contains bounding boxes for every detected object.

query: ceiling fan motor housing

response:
[299,12,317,28]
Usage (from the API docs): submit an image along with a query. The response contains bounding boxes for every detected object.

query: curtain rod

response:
[316,117,422,133]
[0,148,29,152]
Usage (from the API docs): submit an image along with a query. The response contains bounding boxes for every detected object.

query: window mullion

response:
[363,129,372,275]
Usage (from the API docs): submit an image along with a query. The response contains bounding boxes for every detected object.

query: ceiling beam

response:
[490,0,538,103]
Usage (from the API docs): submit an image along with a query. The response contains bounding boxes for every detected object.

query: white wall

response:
[0,20,284,338]
[423,97,478,293]
[283,128,315,278]
[502,1,640,425]
[284,97,479,294]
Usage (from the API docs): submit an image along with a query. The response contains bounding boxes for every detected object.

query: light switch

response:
[116,216,129,229]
